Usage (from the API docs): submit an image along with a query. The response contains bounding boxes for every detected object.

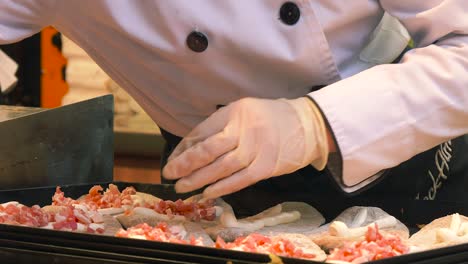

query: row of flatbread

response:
[80,190,468,262]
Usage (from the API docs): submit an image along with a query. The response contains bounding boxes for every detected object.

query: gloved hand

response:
[162,97,329,199]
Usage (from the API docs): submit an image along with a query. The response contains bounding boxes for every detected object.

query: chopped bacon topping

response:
[52,184,217,222]
[215,233,316,260]
[5,184,220,238]
[0,203,50,227]
[0,202,103,234]
[147,199,216,221]
[49,205,105,234]
[116,222,204,246]
[52,184,136,211]
[52,187,76,206]
[81,184,136,210]
[327,224,410,263]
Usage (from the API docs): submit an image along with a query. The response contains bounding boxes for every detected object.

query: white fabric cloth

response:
[1,0,467,191]
[0,49,18,94]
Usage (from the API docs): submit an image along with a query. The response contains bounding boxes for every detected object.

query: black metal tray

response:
[0,182,468,264]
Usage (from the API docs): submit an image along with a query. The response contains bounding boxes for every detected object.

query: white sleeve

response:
[309,0,468,192]
[0,0,57,44]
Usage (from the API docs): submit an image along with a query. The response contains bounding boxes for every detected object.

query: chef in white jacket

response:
[1,0,467,217]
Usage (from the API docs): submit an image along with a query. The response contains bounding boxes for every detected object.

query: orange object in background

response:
[41,27,68,108]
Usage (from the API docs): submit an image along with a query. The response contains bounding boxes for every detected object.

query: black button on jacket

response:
[186,31,208,52]
[279,2,301,25]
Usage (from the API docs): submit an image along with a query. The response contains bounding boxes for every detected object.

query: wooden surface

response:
[113,155,161,184]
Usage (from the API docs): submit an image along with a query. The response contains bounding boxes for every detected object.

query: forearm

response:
[305,0,468,190]
[310,34,468,187]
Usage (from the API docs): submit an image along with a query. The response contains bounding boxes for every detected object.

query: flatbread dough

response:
[310,206,409,251]
[183,221,215,247]
[41,205,65,214]
[409,213,468,250]
[272,233,327,262]
[205,201,325,241]
[116,207,186,228]
[101,214,124,236]
[131,192,162,206]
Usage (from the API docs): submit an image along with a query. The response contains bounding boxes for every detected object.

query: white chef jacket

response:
[1,0,467,192]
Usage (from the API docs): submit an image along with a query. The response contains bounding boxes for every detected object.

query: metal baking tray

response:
[0,95,114,190]
[1,182,468,264]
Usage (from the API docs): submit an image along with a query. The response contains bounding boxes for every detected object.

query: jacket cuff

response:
[305,95,385,194]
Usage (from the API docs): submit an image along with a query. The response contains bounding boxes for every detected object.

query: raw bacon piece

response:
[45,205,105,234]
[215,233,317,260]
[149,198,217,221]
[0,203,50,228]
[52,187,76,206]
[327,224,409,263]
[120,186,136,206]
[80,184,136,210]
[52,219,78,231]
[1,186,118,235]
[52,184,136,211]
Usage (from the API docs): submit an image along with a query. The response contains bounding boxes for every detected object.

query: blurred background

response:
[0,27,163,184]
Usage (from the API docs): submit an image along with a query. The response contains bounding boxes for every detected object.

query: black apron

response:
[159,129,468,224]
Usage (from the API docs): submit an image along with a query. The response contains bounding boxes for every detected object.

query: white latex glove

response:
[162,97,329,199]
